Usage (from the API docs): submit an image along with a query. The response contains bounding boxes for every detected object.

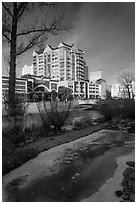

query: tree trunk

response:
[8,3,17,116]
[127,86,131,100]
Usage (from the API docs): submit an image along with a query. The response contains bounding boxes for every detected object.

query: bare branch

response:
[16,3,28,20]
[118,71,135,99]
[16,32,46,56]
[16,14,69,37]
[2,32,11,42]
[2,3,13,17]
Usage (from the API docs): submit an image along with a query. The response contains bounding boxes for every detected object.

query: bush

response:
[100,99,135,122]
[3,92,28,132]
[121,100,135,120]
[37,100,71,132]
[3,128,26,144]
[2,137,39,175]
[2,122,50,145]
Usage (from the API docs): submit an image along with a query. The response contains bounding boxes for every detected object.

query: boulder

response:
[123,167,133,177]
[115,190,123,197]
[122,177,128,186]
[126,161,135,168]
[123,187,132,195]
[128,171,135,180]
[122,193,130,200]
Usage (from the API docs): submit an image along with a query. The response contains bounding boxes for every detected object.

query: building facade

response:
[21,74,58,93]
[2,76,27,94]
[89,71,107,99]
[32,42,88,82]
[88,82,100,99]
[57,80,88,98]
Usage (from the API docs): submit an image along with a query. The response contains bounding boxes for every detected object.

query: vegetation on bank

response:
[100,99,135,122]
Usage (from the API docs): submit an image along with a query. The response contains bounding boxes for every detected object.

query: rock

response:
[126,161,135,168]
[123,187,131,195]
[72,172,80,179]
[129,171,135,180]
[62,125,73,131]
[122,178,128,186]
[130,194,135,202]
[18,142,24,147]
[92,122,99,126]
[73,152,78,156]
[64,161,71,164]
[28,139,34,143]
[123,167,133,177]
[115,190,123,197]
[122,193,130,200]
[128,179,135,188]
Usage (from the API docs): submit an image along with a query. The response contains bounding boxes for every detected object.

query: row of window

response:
[89,91,99,93]
[2,79,26,85]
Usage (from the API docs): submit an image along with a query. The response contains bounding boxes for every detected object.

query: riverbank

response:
[3,122,107,175]
[3,128,134,202]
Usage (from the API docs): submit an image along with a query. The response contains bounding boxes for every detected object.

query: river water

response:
[6,141,134,202]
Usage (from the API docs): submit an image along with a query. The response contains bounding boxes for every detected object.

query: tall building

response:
[32,42,88,81]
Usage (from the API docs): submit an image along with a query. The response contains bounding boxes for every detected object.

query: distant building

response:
[89,70,103,82]
[21,65,33,75]
[88,82,100,99]
[111,82,135,99]
[32,42,88,81]
[89,71,107,99]
[111,84,121,98]
[96,79,107,100]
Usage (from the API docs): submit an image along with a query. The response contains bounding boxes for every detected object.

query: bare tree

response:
[118,72,135,99]
[2,2,70,116]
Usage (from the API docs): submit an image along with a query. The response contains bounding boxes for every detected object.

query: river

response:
[5,135,134,202]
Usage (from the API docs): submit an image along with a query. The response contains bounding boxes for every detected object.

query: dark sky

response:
[2,2,135,85]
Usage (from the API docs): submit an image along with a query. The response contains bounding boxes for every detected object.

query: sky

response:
[2,2,135,85]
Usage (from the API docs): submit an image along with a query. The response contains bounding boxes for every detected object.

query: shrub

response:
[100,104,114,121]
[2,92,28,132]
[121,100,135,120]
[100,99,135,122]
[37,99,71,132]
[2,136,39,175]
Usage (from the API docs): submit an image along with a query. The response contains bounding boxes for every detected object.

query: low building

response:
[21,74,58,93]
[57,80,88,99]
[2,76,27,94]
[89,71,107,99]
[96,79,107,100]
[88,82,100,99]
